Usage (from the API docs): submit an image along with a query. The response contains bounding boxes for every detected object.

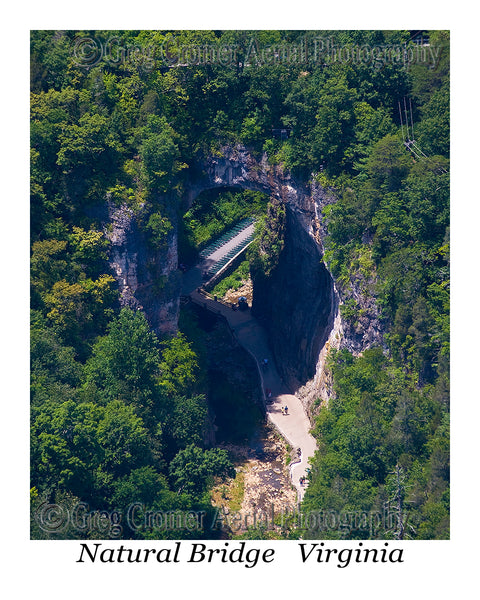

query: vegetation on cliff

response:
[30,29,449,539]
[301,33,449,539]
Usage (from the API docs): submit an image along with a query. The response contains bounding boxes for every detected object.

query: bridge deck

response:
[201,222,255,279]
[181,221,256,294]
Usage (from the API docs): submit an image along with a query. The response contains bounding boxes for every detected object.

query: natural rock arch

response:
[106,146,340,394]
[184,147,338,391]
[184,148,276,209]
[106,145,384,409]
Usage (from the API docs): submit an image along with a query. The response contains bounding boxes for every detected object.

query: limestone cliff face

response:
[103,145,383,412]
[104,200,180,336]
[185,146,384,407]
[251,205,336,391]
[187,148,335,387]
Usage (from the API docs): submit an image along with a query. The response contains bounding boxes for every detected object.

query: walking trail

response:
[182,243,317,501]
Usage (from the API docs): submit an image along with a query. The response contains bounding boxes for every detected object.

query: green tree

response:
[364,134,410,192]
[30,312,83,406]
[169,444,235,497]
[43,274,116,352]
[58,113,108,168]
[145,211,173,249]
[83,308,160,411]
[31,239,69,300]
[140,115,186,191]
[70,226,109,270]
[110,466,170,508]
[158,332,201,397]
[96,400,151,477]
[31,399,104,499]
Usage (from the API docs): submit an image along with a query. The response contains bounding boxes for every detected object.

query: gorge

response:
[103,145,385,497]
[30,29,450,542]
[105,147,353,415]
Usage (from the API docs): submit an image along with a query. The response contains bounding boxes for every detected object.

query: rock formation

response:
[104,199,180,336]
[103,145,384,413]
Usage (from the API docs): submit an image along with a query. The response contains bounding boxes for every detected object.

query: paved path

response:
[184,273,317,501]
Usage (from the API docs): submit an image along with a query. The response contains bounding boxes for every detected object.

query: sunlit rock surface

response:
[104,145,383,410]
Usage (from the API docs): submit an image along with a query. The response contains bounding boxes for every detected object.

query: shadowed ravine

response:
[182,256,321,501]
[106,148,339,501]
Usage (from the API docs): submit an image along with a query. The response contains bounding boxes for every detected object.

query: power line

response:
[399,97,448,175]
[398,101,406,144]
[409,97,415,141]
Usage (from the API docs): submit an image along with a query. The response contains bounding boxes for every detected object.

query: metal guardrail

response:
[203,232,255,279]
[199,217,254,260]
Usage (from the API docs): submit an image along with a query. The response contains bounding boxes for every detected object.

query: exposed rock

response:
[251,204,336,391]
[296,305,343,413]
[102,145,384,412]
[212,427,297,536]
[104,200,179,336]
[223,279,253,306]
[337,268,385,356]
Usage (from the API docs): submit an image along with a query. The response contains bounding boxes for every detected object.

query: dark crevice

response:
[252,205,335,390]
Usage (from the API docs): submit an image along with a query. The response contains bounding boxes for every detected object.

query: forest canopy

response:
[30,30,449,540]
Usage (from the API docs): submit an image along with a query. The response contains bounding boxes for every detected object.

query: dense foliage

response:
[31,29,449,540]
[300,33,449,539]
